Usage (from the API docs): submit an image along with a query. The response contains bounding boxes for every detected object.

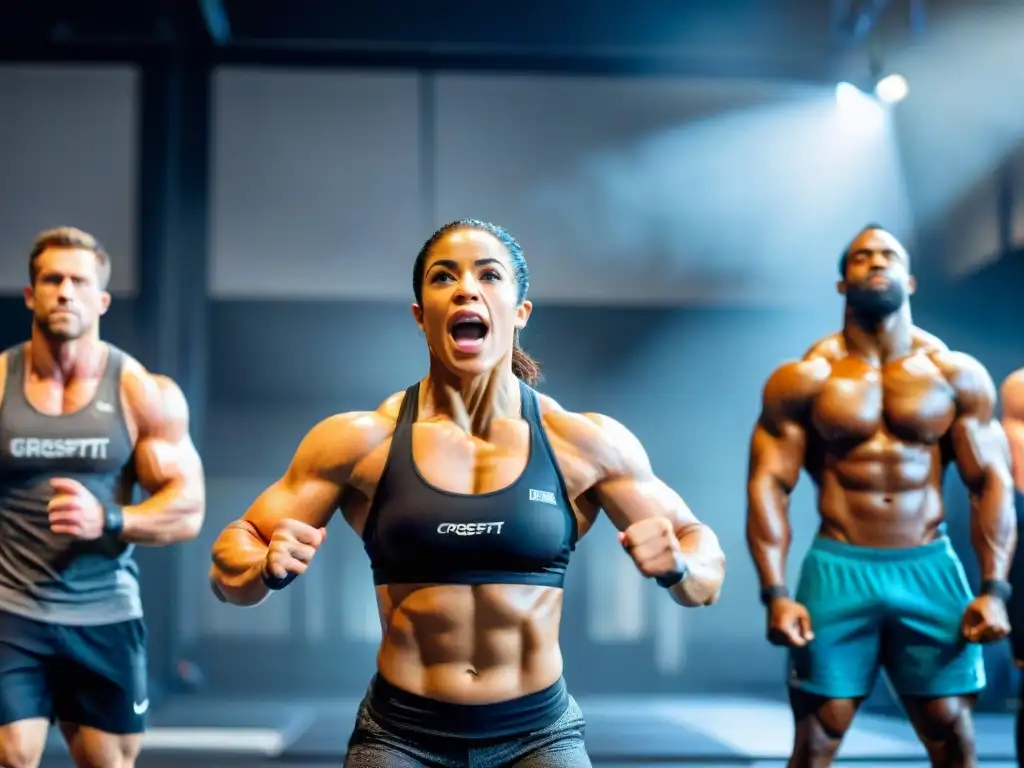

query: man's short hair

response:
[28,227,111,289]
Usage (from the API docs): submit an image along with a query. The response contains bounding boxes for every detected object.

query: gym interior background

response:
[1,1,1023,765]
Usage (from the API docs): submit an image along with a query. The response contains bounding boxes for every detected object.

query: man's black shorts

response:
[0,609,148,734]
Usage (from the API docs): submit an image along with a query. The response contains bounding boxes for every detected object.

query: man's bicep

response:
[949,413,1012,489]
[133,430,205,496]
[946,357,1011,486]
[132,375,205,496]
[750,362,815,489]
[947,407,1010,491]
[749,416,806,492]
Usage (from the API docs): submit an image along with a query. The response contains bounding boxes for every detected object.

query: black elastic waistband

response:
[367,674,568,740]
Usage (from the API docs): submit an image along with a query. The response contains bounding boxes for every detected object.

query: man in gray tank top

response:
[0,227,206,767]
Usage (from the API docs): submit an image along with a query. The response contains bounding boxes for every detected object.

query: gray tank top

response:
[0,343,141,625]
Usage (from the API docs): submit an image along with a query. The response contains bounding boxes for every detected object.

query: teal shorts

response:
[788,536,985,699]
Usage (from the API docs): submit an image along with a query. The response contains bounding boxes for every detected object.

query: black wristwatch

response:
[103,504,125,534]
[760,585,790,606]
[980,579,1012,603]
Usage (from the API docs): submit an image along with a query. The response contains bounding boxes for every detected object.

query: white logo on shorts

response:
[529,489,557,506]
[133,699,149,715]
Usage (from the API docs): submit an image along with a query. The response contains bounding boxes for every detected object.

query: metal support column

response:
[134,41,211,697]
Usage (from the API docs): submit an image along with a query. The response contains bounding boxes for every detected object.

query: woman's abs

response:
[375,583,564,704]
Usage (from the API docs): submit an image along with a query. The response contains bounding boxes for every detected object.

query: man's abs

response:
[375,583,564,704]
[816,437,946,548]
[805,348,957,548]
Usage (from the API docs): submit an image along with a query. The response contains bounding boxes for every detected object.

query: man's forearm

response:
[671,524,726,607]
[971,467,1017,581]
[120,481,204,546]
[209,522,272,607]
[746,478,791,590]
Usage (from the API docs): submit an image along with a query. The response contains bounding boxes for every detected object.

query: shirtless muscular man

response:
[747,225,1016,768]
[1001,367,1024,764]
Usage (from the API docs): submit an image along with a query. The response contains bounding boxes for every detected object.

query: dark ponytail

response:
[511,337,541,386]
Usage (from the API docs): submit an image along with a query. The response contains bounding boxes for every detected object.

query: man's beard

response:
[845,281,906,322]
[35,313,82,341]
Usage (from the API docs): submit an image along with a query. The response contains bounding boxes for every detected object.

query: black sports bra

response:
[362,381,578,588]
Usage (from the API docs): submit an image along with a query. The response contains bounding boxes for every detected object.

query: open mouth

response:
[448,312,489,352]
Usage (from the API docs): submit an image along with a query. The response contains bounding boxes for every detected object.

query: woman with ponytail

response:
[210,219,725,767]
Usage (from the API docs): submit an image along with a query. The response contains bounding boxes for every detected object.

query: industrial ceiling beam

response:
[831,0,893,43]
[908,0,926,38]
[198,0,231,44]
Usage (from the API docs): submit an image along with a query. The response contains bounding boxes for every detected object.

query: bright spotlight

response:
[834,81,885,133]
[875,73,909,104]
[834,81,863,108]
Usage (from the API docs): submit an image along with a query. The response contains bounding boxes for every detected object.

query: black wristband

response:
[760,585,790,606]
[261,566,298,592]
[656,564,689,589]
[103,504,124,535]
[980,579,1012,602]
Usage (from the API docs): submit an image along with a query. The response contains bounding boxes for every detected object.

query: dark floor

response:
[157,765,994,768]
[38,761,1024,768]
[35,694,1019,766]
